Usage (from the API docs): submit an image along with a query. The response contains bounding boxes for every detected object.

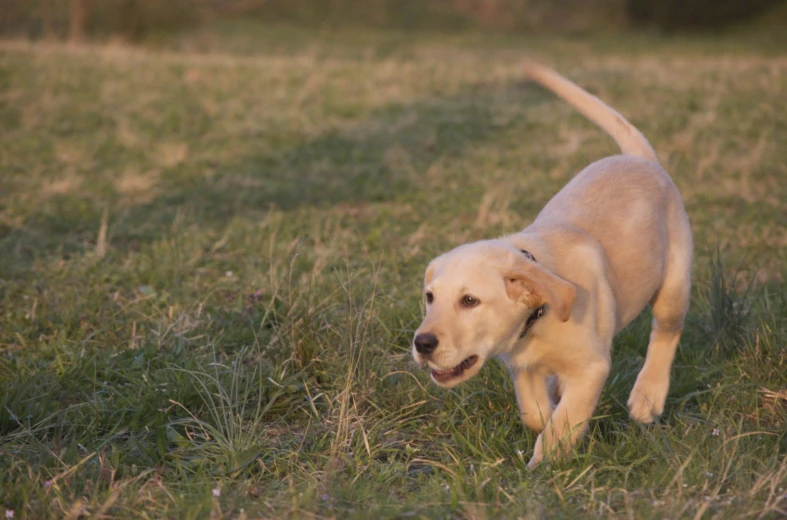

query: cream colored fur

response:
[412,61,693,469]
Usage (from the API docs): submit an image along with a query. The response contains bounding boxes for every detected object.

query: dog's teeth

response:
[432,356,478,381]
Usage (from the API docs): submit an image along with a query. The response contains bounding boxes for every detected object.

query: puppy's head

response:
[413,239,575,388]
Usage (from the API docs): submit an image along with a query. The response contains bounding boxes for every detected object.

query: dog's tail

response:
[523,60,659,164]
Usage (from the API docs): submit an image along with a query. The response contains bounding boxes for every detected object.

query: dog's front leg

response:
[526,359,610,470]
[512,368,553,432]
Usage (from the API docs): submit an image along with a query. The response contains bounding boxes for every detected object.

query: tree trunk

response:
[68,0,92,43]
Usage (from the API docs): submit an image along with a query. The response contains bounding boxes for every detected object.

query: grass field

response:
[1,24,786,518]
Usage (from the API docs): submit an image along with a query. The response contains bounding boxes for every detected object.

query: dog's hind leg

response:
[628,218,692,424]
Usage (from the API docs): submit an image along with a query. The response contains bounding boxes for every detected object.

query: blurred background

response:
[1,0,785,45]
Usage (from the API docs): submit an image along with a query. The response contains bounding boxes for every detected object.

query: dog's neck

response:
[517,248,546,338]
[519,304,546,338]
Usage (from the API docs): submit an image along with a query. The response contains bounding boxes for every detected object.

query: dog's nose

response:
[414,333,439,355]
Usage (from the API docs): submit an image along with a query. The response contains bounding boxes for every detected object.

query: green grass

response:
[1,25,786,518]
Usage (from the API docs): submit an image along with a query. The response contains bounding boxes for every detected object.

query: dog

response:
[412,61,692,469]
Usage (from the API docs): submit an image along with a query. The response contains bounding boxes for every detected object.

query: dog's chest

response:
[498,337,553,373]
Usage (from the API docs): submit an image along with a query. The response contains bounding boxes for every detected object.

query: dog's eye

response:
[460,295,480,308]
[425,292,434,304]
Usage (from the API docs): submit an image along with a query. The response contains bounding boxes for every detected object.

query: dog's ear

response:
[504,263,575,322]
[424,264,435,285]
[425,256,444,285]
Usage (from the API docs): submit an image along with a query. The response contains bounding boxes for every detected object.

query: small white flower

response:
[225,271,233,278]
[516,450,524,458]
[5,510,14,519]
[706,472,714,477]
[212,488,221,497]
[712,428,720,436]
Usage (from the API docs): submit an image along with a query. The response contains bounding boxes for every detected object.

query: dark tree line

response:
[627,0,783,31]
[0,0,782,42]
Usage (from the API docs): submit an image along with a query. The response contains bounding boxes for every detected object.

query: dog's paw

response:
[627,374,668,424]
[526,434,546,470]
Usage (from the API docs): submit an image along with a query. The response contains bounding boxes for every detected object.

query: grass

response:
[1,23,786,518]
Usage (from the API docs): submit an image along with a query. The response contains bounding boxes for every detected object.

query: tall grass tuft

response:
[166,346,289,477]
[702,246,754,352]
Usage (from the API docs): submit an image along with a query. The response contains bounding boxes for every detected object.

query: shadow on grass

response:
[138,80,549,216]
[1,81,550,277]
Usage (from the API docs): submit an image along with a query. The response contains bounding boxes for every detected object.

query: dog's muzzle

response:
[413,333,438,355]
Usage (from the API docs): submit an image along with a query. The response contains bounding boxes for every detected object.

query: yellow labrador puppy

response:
[412,62,692,469]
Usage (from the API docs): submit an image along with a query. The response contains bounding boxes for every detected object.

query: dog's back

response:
[523,61,692,331]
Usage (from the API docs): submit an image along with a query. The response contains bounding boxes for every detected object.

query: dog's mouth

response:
[430,355,479,384]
